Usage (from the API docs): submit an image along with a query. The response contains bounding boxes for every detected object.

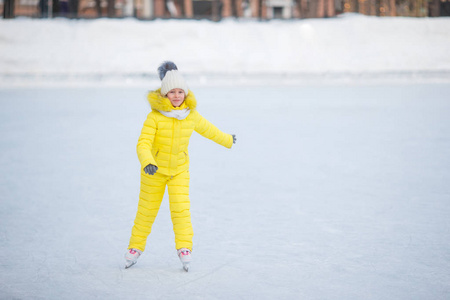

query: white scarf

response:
[158,108,190,120]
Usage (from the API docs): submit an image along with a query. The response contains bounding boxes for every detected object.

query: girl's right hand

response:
[144,164,158,175]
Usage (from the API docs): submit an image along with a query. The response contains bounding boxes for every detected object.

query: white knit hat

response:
[158,61,189,96]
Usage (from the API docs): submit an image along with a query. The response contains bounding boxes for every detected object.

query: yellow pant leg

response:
[128,172,167,252]
[167,170,193,250]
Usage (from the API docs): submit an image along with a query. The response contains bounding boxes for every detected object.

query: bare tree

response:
[95,0,101,16]
[300,0,308,17]
[317,0,325,17]
[107,0,115,17]
[353,0,359,13]
[389,0,396,15]
[325,0,335,16]
[3,0,15,18]
[368,0,376,15]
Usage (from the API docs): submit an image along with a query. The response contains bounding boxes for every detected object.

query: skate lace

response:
[177,248,191,257]
[127,248,141,258]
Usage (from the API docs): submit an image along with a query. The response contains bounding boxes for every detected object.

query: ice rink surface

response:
[1,84,449,299]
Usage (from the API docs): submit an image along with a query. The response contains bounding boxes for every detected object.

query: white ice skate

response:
[177,248,192,272]
[124,248,142,269]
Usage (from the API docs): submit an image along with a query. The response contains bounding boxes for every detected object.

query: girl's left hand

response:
[232,134,237,144]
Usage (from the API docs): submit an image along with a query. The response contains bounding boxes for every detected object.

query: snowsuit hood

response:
[147,89,197,112]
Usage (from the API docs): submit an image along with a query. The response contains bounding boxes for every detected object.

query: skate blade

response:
[125,261,136,269]
[183,263,190,272]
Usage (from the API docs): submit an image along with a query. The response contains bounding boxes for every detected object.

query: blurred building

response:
[2,0,448,18]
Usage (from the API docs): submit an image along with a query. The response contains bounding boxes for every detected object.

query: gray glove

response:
[232,134,237,144]
[144,164,158,175]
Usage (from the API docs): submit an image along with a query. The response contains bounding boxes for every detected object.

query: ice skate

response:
[124,248,142,269]
[177,248,192,272]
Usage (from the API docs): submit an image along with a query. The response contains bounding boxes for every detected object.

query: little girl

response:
[125,61,236,271]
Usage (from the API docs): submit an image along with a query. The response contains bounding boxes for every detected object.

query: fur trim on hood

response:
[147,89,197,112]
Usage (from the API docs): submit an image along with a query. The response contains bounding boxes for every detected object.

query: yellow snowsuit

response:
[128,89,233,252]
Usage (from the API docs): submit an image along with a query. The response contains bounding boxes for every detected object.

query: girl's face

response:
[167,88,185,107]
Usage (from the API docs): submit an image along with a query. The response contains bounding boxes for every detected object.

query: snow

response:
[0,13,450,87]
[1,14,450,300]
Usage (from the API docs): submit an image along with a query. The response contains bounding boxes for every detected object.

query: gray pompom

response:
[158,61,178,80]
